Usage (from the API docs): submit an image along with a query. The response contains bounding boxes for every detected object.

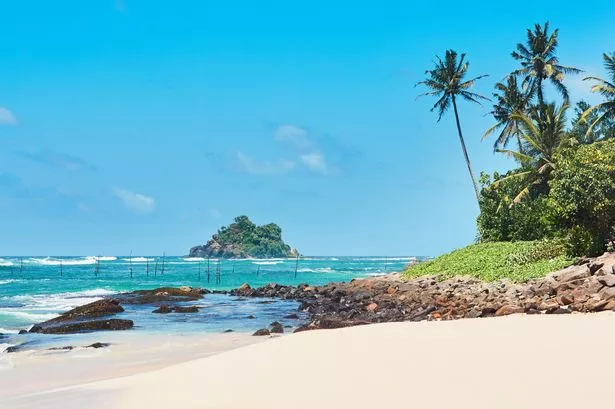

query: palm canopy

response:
[417,49,490,120]
[580,52,615,138]
[492,103,568,203]
[511,22,581,105]
[483,75,529,151]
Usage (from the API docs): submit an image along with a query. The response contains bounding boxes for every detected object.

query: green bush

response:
[547,139,615,256]
[477,171,551,242]
[403,241,571,283]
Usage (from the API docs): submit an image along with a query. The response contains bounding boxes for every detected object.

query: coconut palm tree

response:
[493,103,568,203]
[580,52,615,138]
[512,22,581,106]
[483,75,529,152]
[417,49,489,203]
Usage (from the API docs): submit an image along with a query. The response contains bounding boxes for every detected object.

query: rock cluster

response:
[235,253,615,332]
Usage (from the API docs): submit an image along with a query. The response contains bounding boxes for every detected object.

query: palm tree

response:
[417,49,489,203]
[580,52,615,138]
[512,22,581,106]
[492,103,568,203]
[483,75,529,152]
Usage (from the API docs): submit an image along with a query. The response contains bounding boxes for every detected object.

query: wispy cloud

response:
[16,150,96,171]
[112,187,155,213]
[300,151,328,175]
[235,152,296,175]
[0,107,17,125]
[274,125,314,150]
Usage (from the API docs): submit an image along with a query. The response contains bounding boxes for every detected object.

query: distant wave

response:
[297,267,333,273]
[28,257,97,266]
[0,258,14,267]
[6,289,116,312]
[123,257,154,263]
[0,280,17,285]
[252,261,283,266]
[352,257,417,262]
[94,256,117,262]
[183,257,205,262]
[0,328,19,334]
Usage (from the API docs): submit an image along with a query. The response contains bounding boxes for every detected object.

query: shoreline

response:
[6,313,615,408]
[0,331,263,399]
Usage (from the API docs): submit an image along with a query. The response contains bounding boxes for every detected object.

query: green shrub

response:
[403,241,571,283]
[547,139,615,256]
[477,171,551,242]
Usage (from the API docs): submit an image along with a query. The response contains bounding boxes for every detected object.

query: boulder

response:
[495,305,524,316]
[253,328,270,336]
[152,306,172,314]
[30,319,134,334]
[43,299,124,324]
[270,321,284,334]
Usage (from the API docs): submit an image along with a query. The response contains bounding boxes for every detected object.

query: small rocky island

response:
[189,215,298,259]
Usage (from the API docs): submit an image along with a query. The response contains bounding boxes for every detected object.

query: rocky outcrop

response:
[153,305,200,313]
[116,286,207,304]
[30,319,133,334]
[188,216,298,258]
[228,253,615,332]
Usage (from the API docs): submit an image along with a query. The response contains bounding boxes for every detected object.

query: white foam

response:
[183,257,205,262]
[5,289,116,312]
[0,310,59,322]
[0,258,14,267]
[94,256,117,262]
[352,257,417,262]
[0,343,14,354]
[297,267,334,273]
[252,261,283,266]
[0,280,17,285]
[28,257,97,266]
[123,257,154,262]
[0,328,19,334]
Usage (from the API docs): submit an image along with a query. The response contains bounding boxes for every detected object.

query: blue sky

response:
[0,0,614,256]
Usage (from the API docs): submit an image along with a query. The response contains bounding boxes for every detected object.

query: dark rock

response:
[223,329,234,333]
[30,319,134,334]
[6,346,20,353]
[270,321,284,334]
[590,262,605,274]
[152,306,172,314]
[253,328,270,336]
[48,346,75,351]
[44,299,124,324]
[246,315,256,319]
[87,342,110,349]
[18,330,28,335]
[173,306,199,313]
[117,287,206,304]
[284,313,299,319]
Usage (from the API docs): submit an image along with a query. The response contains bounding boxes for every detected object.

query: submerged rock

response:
[270,321,284,334]
[30,319,134,334]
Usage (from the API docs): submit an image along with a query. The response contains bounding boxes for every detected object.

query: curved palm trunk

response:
[451,95,481,204]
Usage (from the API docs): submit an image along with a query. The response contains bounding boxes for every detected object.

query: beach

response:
[5,312,615,409]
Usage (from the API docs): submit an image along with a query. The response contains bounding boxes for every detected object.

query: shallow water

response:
[0,256,420,352]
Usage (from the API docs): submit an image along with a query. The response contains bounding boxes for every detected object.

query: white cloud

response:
[236,152,296,175]
[112,187,155,213]
[300,151,329,175]
[0,107,17,125]
[274,125,313,149]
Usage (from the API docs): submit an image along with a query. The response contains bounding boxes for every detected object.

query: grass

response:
[404,240,573,283]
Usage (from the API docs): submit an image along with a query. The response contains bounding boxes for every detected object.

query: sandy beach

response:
[4,312,615,409]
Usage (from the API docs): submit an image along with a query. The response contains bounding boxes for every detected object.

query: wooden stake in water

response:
[154,258,158,277]
[207,257,211,284]
[129,251,133,279]
[384,256,388,273]
[146,258,149,277]
[257,265,260,276]
[294,253,300,279]
[20,257,23,274]
[216,259,221,285]
[198,261,201,281]
[161,252,166,275]
[95,258,100,277]
[60,260,63,277]
[232,260,235,275]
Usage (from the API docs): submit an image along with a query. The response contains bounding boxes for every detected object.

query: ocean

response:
[0,256,419,354]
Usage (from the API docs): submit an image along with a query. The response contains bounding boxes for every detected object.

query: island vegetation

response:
[189,215,298,259]
[409,22,615,281]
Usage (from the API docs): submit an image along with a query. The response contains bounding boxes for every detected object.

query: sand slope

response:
[7,313,615,409]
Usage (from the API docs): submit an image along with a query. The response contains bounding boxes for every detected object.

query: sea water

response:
[0,256,420,353]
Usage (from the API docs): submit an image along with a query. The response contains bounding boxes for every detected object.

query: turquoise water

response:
[0,255,418,353]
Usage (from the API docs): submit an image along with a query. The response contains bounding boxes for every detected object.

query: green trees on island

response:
[417,49,489,203]
[420,22,615,257]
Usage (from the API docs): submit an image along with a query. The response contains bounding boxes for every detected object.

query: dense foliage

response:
[214,216,294,258]
[404,241,570,283]
[476,23,615,257]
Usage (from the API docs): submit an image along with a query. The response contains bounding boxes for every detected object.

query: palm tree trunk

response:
[452,95,481,204]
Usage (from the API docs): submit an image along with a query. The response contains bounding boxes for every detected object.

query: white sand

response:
[5,313,615,409]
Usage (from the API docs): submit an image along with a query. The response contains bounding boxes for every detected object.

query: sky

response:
[0,0,614,256]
